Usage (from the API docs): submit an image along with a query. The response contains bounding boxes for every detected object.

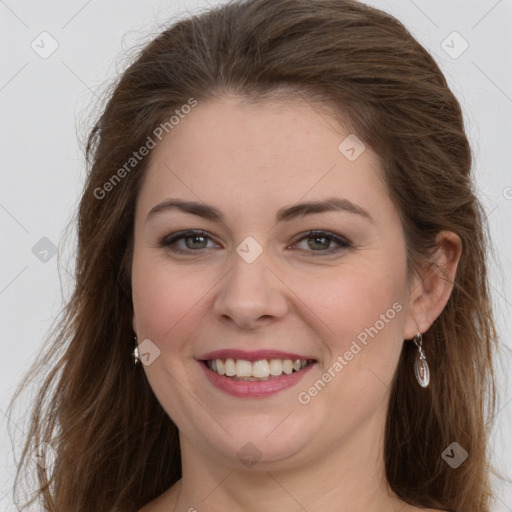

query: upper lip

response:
[197,349,316,362]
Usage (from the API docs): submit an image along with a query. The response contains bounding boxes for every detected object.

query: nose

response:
[212,249,289,330]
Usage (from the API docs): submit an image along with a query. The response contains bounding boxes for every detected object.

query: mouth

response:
[196,350,318,398]
[201,357,316,381]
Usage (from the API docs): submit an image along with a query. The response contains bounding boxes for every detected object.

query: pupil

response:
[310,236,329,250]
[187,235,206,248]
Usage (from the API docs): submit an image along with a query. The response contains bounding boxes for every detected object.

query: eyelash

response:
[158,229,352,256]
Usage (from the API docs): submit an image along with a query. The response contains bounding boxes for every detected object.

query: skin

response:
[132,95,461,512]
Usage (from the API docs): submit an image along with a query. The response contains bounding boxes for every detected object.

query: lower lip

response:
[198,360,316,398]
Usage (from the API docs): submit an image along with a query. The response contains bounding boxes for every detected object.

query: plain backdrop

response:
[1,0,511,510]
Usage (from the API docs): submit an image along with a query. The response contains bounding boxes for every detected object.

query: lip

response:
[198,359,316,398]
[197,349,316,362]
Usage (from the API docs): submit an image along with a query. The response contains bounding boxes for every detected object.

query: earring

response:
[412,332,430,388]
[132,334,141,365]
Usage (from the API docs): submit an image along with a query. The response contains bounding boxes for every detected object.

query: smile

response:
[197,350,317,398]
[204,358,313,381]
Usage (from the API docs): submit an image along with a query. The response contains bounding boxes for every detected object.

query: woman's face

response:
[131,95,418,469]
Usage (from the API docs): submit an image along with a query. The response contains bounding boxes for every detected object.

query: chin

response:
[190,410,325,470]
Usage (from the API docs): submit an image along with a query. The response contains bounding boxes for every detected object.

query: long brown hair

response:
[9,0,504,510]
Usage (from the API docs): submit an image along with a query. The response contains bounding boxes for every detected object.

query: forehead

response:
[136,95,391,222]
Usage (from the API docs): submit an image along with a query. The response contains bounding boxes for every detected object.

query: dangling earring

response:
[132,334,141,365]
[413,332,430,388]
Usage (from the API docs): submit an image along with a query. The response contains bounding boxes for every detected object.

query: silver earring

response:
[132,335,140,365]
[412,332,430,388]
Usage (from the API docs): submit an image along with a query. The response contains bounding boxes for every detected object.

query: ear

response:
[403,230,462,339]
[132,310,137,336]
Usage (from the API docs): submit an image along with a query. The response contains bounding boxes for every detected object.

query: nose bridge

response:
[212,240,288,327]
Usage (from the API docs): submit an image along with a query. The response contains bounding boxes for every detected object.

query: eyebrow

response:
[146,197,372,223]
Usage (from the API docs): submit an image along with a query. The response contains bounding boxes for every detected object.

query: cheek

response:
[303,259,407,395]
[291,267,406,447]
[131,254,210,348]
[309,266,405,341]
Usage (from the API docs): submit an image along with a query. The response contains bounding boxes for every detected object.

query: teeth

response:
[282,360,293,375]
[206,358,311,380]
[252,360,270,378]
[225,358,236,376]
[269,359,283,376]
[235,359,252,377]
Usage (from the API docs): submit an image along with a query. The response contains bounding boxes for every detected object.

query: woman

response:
[10,0,503,510]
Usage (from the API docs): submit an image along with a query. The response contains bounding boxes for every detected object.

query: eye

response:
[159,230,220,254]
[158,229,351,256]
[290,230,352,256]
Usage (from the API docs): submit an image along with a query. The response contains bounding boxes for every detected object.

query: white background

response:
[1,0,511,510]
